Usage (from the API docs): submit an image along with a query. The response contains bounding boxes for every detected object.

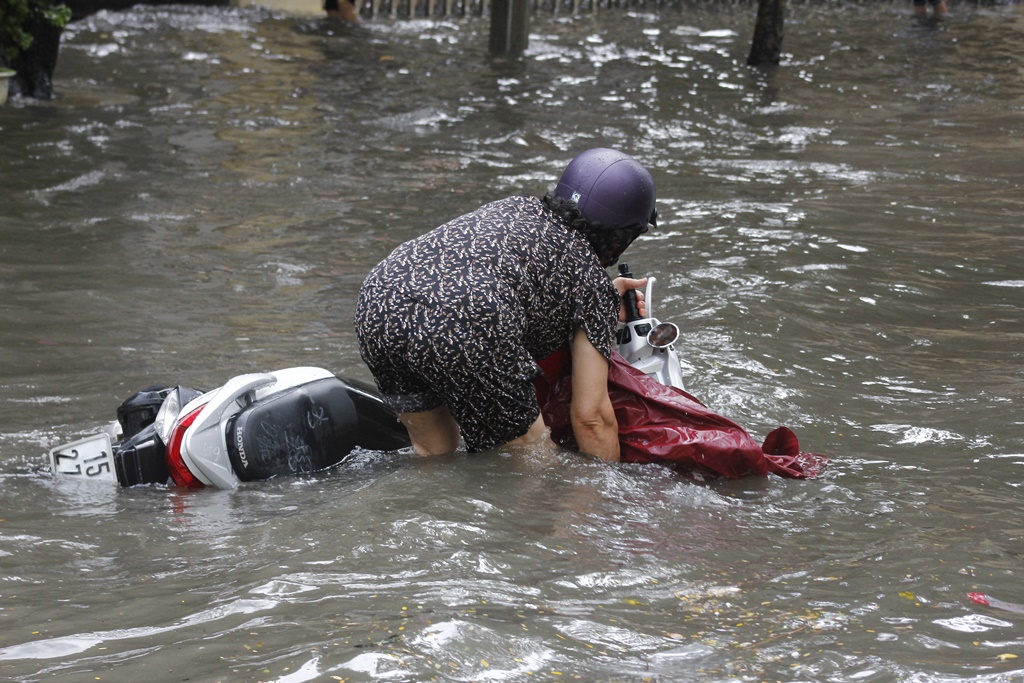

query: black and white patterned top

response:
[354,195,619,451]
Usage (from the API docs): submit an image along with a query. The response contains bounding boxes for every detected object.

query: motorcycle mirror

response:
[647,322,679,350]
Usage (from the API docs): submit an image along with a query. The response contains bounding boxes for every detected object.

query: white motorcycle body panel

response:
[181,367,336,489]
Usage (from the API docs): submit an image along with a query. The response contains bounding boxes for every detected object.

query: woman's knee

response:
[399,406,461,455]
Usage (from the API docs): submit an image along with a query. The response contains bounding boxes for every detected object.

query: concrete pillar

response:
[489,0,529,55]
[747,0,786,66]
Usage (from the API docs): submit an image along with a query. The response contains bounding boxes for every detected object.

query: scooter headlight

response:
[153,387,181,446]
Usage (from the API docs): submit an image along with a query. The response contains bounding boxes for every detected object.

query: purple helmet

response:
[554,148,657,233]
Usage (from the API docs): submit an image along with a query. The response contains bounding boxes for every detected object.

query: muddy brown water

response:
[1,3,1023,680]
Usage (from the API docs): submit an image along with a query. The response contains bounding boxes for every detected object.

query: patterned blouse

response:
[355,195,619,451]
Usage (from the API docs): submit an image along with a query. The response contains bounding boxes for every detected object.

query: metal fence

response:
[355,0,976,19]
[356,0,644,18]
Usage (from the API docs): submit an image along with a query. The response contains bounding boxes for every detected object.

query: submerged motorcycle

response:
[50,368,411,488]
[48,264,702,489]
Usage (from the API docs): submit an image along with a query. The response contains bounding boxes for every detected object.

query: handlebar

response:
[618,263,643,323]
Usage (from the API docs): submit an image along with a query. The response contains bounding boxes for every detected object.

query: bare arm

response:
[570,328,620,462]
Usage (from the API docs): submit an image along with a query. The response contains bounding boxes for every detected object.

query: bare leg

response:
[399,405,461,456]
[505,415,558,451]
[326,0,360,23]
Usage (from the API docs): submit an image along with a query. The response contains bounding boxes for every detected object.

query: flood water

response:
[2,1,1023,680]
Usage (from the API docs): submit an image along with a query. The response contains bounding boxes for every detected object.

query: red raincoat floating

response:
[535,349,827,479]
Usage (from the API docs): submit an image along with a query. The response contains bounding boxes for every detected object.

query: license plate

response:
[50,433,117,483]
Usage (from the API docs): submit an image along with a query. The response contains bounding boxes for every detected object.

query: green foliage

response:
[0,0,71,64]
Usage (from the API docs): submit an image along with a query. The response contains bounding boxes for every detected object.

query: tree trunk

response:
[747,0,786,67]
[10,12,64,99]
